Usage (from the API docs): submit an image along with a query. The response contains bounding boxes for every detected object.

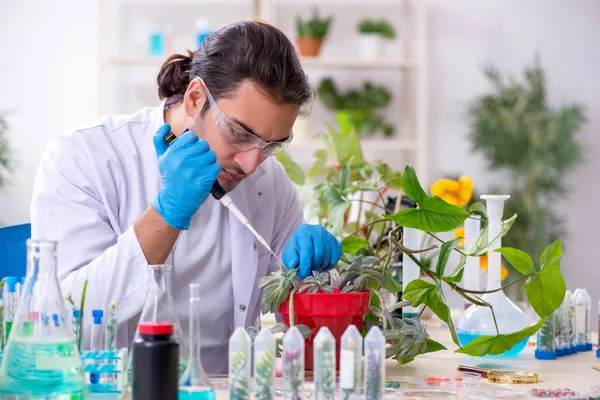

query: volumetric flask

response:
[456,195,530,356]
[128,264,188,382]
[0,239,86,399]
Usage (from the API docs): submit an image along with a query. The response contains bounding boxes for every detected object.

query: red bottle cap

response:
[138,322,174,335]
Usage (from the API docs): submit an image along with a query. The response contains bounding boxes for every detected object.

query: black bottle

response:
[132,322,179,400]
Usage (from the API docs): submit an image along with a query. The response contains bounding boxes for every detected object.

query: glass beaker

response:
[128,264,188,383]
[0,239,87,399]
[179,283,214,400]
[456,195,530,356]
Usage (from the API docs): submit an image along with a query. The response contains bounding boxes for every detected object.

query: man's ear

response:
[183,78,206,118]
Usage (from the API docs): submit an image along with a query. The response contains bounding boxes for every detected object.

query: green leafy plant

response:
[357,18,396,39]
[318,77,394,137]
[467,59,585,298]
[253,342,275,400]
[267,123,567,363]
[229,335,251,400]
[66,279,88,351]
[296,7,332,40]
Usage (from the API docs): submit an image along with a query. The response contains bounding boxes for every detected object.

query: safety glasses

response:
[195,77,293,157]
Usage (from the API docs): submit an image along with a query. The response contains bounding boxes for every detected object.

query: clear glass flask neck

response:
[26,239,59,280]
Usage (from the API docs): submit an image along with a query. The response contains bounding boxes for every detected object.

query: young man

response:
[30,20,341,373]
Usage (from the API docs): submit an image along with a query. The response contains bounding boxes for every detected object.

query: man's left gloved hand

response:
[282,224,342,279]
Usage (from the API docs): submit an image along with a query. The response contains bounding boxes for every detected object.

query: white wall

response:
[1,0,599,301]
[0,0,99,225]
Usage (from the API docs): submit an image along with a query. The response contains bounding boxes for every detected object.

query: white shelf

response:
[301,58,418,69]
[289,138,419,152]
[106,57,418,70]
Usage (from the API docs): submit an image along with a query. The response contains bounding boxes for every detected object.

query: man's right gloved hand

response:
[151,124,221,230]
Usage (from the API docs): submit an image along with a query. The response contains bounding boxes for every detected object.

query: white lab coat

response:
[30,102,304,366]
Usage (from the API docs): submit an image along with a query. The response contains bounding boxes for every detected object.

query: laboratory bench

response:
[93,316,600,399]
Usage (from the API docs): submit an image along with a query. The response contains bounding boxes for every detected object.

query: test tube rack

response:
[81,348,128,396]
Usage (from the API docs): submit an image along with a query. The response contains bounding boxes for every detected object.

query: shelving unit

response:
[98,0,428,184]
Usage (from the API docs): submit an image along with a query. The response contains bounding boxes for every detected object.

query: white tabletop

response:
[385,316,600,394]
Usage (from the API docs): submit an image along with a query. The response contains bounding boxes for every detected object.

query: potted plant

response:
[295,7,333,57]
[266,122,567,370]
[317,77,394,137]
[356,18,396,61]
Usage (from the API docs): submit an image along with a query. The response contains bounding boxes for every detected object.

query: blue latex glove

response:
[151,124,221,230]
[282,224,342,279]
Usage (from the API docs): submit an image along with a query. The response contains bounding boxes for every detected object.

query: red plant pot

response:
[278,290,371,370]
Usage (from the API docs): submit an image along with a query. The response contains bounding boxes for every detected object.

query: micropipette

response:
[165,130,283,265]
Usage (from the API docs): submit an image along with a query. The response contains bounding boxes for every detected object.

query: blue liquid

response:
[178,387,216,400]
[0,336,86,398]
[457,333,528,357]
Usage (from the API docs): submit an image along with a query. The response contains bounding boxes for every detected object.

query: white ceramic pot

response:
[357,34,383,61]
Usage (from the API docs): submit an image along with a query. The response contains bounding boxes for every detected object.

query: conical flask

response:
[178,283,214,400]
[128,264,189,382]
[456,195,530,357]
[0,239,86,399]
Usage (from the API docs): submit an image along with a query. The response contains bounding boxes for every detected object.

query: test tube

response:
[574,289,587,352]
[535,314,556,360]
[314,327,335,400]
[402,228,421,318]
[228,327,252,400]
[582,289,593,351]
[364,326,385,400]
[253,327,275,400]
[565,290,577,354]
[72,309,82,351]
[283,326,304,400]
[90,309,104,385]
[553,309,565,356]
[340,325,363,396]
[4,276,18,343]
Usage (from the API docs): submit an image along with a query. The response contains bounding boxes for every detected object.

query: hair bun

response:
[157,49,196,99]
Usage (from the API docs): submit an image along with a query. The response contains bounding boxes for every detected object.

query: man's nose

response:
[234,148,263,175]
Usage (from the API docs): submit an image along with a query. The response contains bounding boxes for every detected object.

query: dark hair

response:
[157,20,312,115]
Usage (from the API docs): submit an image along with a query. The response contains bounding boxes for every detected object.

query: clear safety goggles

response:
[195,77,293,157]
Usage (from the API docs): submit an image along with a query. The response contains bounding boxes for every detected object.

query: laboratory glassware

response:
[128,264,188,383]
[0,239,86,399]
[178,283,214,400]
[456,195,530,356]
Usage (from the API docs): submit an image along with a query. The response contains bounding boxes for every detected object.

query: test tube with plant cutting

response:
[364,326,385,400]
[283,326,304,400]
[340,325,363,398]
[314,327,335,400]
[253,327,275,400]
[229,327,251,400]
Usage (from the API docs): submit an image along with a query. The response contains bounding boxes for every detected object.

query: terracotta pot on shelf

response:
[279,288,370,370]
[296,37,322,57]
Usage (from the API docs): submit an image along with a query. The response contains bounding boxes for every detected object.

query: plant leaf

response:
[466,214,517,256]
[341,236,370,254]
[340,157,353,193]
[401,164,428,204]
[456,317,546,356]
[423,338,446,354]
[468,202,487,219]
[403,280,450,324]
[495,247,535,275]
[382,268,403,294]
[525,262,566,318]
[386,199,469,233]
[540,239,562,270]
[442,254,466,284]
[435,238,462,278]
[270,323,289,334]
[275,150,305,185]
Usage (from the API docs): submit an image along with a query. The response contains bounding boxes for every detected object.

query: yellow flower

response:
[479,254,510,281]
[453,227,465,247]
[430,176,474,208]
